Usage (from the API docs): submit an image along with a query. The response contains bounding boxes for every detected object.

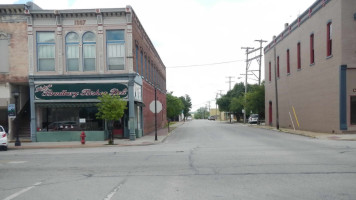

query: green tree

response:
[245,83,265,118]
[216,95,231,112]
[96,94,127,144]
[229,96,244,121]
[179,94,192,121]
[167,93,184,121]
[194,107,209,119]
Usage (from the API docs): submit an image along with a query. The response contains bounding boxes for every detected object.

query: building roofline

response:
[264,0,331,54]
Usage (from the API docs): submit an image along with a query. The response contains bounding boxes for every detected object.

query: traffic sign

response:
[149,100,162,113]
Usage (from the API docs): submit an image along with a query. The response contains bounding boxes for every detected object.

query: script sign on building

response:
[35,83,128,100]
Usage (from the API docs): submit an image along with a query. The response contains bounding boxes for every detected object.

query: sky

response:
[3,0,315,111]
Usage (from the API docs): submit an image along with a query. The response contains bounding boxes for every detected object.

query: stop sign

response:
[149,100,162,113]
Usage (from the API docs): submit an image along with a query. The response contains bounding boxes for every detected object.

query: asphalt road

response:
[1,120,356,200]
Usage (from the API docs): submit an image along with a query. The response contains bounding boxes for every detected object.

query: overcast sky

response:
[5,0,315,111]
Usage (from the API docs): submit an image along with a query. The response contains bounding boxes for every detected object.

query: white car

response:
[0,125,8,151]
[248,114,259,124]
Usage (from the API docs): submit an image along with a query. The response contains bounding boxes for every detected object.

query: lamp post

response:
[13,91,21,146]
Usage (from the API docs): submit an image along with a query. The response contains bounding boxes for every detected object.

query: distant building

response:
[0,3,166,142]
[264,0,356,134]
[209,108,228,121]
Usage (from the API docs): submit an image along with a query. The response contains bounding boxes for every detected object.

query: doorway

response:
[351,96,356,125]
[269,101,273,125]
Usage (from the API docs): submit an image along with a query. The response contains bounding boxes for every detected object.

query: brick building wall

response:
[131,9,167,134]
[0,15,28,83]
[264,0,356,133]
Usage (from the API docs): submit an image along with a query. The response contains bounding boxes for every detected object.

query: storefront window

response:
[40,106,103,131]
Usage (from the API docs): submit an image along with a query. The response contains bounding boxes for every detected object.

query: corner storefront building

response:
[1,3,167,142]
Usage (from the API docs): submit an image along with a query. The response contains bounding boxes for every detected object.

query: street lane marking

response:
[8,161,27,164]
[4,182,42,200]
[103,179,126,200]
[103,184,122,200]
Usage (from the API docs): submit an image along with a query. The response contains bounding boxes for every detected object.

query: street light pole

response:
[13,91,21,146]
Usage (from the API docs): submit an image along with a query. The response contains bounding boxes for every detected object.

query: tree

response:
[179,94,192,121]
[229,96,244,121]
[166,93,184,121]
[194,107,209,119]
[216,82,265,123]
[245,83,265,118]
[96,94,127,144]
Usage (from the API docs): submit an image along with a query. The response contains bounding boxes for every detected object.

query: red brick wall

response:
[131,10,167,134]
[142,80,167,134]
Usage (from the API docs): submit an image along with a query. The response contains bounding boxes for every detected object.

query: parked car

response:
[0,125,8,151]
[248,114,259,124]
[208,116,215,120]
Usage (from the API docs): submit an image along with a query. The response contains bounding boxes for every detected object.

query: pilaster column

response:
[128,79,136,140]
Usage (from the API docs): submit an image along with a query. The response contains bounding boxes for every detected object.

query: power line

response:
[167,59,245,68]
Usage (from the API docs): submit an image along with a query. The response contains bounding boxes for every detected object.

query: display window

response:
[39,106,103,131]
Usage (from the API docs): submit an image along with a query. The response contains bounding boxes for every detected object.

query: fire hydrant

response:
[80,131,86,144]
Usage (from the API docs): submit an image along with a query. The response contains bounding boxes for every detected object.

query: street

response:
[1,120,356,200]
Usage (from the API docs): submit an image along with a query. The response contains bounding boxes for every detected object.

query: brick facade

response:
[264,0,356,134]
[131,9,167,134]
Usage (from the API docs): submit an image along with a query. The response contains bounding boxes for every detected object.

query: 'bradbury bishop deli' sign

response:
[35,83,128,100]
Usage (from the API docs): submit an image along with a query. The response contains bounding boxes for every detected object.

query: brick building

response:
[0,3,166,142]
[264,0,356,134]
[0,4,30,141]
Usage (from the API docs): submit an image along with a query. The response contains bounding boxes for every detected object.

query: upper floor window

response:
[277,56,280,78]
[297,42,301,70]
[83,32,96,71]
[37,32,55,71]
[327,22,332,57]
[140,51,143,75]
[268,61,271,82]
[286,49,290,74]
[65,31,96,72]
[0,33,9,73]
[310,34,315,64]
[66,32,80,71]
[135,45,139,73]
[106,30,125,70]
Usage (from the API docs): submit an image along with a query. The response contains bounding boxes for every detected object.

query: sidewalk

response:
[249,123,356,141]
[8,122,184,150]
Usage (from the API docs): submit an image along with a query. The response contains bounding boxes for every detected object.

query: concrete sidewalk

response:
[248,123,356,141]
[8,122,184,150]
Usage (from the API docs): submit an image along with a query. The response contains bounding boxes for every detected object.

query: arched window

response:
[65,32,79,71]
[83,32,96,71]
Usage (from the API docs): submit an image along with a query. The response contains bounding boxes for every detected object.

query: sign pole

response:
[155,86,157,141]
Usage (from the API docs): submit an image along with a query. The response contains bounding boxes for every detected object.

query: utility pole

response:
[241,47,254,124]
[255,39,268,85]
[216,93,218,120]
[226,76,235,91]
